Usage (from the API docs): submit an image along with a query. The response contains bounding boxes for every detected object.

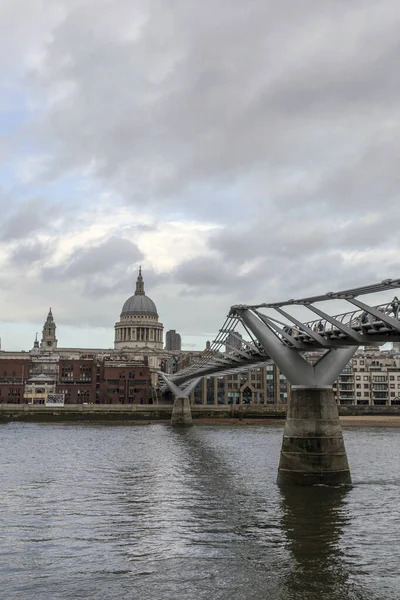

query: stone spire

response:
[40,308,57,350]
[31,332,40,354]
[135,266,145,295]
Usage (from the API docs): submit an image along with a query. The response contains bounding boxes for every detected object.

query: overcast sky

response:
[1,0,400,351]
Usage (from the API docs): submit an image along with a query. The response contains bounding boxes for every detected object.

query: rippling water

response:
[1,422,399,599]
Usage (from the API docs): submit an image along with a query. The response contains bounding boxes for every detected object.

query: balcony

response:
[372,393,388,401]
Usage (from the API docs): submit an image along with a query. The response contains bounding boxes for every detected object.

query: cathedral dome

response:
[121,294,158,317]
[120,267,158,317]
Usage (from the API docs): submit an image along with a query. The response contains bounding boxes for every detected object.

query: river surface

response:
[1,422,399,600]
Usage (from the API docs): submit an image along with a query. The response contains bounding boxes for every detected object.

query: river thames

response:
[1,422,399,599]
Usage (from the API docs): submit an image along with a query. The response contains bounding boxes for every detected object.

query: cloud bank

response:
[1,0,400,349]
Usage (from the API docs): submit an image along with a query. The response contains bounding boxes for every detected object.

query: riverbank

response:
[1,403,400,426]
[191,416,400,427]
[340,415,400,427]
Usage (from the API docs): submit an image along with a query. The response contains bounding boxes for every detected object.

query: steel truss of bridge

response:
[163,278,400,392]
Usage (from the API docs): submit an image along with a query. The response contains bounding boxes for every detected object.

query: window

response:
[8,388,21,397]
[61,365,74,379]
[77,389,90,402]
[363,376,369,381]
[79,365,92,380]
[356,376,361,380]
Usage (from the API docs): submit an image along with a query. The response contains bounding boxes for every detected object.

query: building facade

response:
[174,347,400,407]
[0,353,152,405]
[165,330,181,351]
[333,348,400,406]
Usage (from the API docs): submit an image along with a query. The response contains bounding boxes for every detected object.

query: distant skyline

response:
[1,0,400,351]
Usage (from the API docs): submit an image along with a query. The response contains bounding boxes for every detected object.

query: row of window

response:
[0,388,21,396]
[61,365,93,378]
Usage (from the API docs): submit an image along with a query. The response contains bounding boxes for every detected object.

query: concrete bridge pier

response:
[159,374,201,427]
[171,396,193,426]
[277,386,351,486]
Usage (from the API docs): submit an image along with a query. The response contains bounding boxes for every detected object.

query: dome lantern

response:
[120,268,158,318]
[135,266,145,295]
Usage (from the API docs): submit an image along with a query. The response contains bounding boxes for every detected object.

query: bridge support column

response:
[277,386,351,486]
[158,374,201,427]
[234,308,356,486]
[171,396,193,426]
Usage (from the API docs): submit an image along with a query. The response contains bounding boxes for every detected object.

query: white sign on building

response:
[45,393,65,407]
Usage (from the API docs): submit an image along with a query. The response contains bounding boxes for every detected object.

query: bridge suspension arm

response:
[305,304,365,343]
[346,298,400,331]
[273,307,338,348]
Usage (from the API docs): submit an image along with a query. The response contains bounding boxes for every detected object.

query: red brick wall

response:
[102,364,151,404]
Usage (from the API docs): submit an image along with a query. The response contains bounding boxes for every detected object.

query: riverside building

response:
[0,269,170,404]
[1,268,400,407]
[172,347,400,408]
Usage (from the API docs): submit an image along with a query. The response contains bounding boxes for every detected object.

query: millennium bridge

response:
[160,278,400,487]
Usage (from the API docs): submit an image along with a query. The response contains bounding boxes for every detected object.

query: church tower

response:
[40,308,58,351]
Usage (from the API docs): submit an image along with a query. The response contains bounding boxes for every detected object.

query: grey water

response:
[0,422,399,600]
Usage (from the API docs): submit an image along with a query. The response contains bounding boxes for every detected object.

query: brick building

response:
[101,360,152,404]
[0,357,29,404]
[0,354,152,405]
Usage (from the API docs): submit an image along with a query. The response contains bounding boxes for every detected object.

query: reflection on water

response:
[280,485,354,600]
[0,423,399,599]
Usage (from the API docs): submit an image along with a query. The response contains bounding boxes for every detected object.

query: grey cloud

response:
[64,236,143,277]
[83,265,170,301]
[42,236,143,285]
[173,247,390,311]
[173,255,266,299]
[0,197,61,241]
[8,239,54,267]
[210,205,400,270]
[4,0,400,350]
[26,0,400,220]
